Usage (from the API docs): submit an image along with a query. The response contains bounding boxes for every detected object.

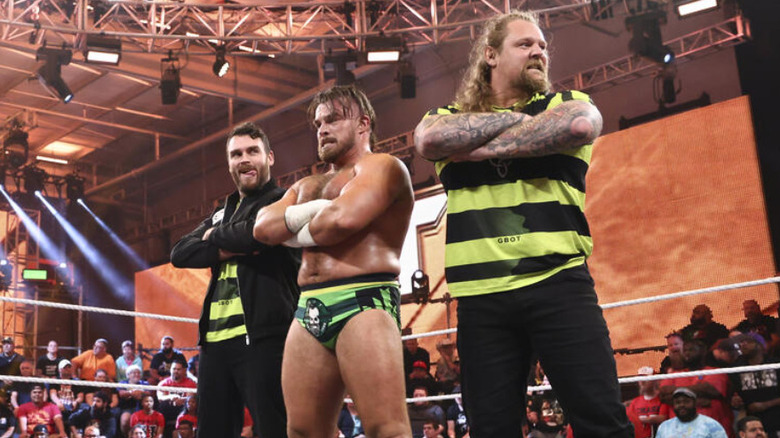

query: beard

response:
[512,60,550,96]
[230,164,266,194]
[318,135,353,163]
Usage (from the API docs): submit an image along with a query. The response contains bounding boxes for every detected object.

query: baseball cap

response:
[412,360,427,370]
[637,366,654,376]
[121,340,133,349]
[673,387,697,400]
[1,336,12,344]
[58,359,72,370]
[732,332,767,350]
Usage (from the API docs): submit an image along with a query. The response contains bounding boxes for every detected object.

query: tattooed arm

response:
[452,100,603,161]
[414,111,528,161]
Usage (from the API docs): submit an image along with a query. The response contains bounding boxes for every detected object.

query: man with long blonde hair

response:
[414,10,632,437]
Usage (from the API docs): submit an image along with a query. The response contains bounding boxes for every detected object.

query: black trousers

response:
[197,335,287,438]
[456,265,632,438]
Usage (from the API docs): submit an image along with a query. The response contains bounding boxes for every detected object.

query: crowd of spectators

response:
[2,297,778,438]
[0,335,233,438]
[520,298,780,438]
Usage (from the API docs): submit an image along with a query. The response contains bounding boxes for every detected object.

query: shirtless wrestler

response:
[253,85,414,438]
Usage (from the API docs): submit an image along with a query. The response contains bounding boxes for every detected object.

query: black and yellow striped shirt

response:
[428,91,594,297]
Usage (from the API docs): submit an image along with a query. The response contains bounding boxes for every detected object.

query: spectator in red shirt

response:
[15,384,66,438]
[627,366,670,438]
[130,394,164,438]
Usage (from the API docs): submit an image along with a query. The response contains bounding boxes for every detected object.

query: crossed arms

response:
[254,154,409,247]
[414,99,603,161]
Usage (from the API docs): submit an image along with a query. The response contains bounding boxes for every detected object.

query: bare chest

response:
[301,169,354,201]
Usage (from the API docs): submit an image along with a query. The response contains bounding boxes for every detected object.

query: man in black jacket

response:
[171,122,300,438]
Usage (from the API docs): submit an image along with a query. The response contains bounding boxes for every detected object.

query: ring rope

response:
[0,375,197,394]
[599,276,780,310]
[0,295,199,324]
[407,362,780,403]
[4,363,778,403]
[2,276,776,331]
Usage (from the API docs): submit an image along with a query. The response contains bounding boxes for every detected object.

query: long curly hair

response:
[455,10,541,112]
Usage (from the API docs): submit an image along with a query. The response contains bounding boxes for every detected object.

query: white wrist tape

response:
[283,223,317,248]
[284,199,333,233]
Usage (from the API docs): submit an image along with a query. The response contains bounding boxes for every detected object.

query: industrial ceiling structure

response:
[0,0,749,245]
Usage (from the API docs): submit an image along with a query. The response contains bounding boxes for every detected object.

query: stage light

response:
[397,60,416,99]
[365,35,403,63]
[36,155,68,165]
[674,0,718,17]
[323,52,357,86]
[411,269,429,304]
[36,45,74,103]
[23,166,48,194]
[84,35,122,65]
[625,10,675,65]
[0,259,12,291]
[3,128,29,168]
[212,46,230,78]
[160,52,181,105]
[65,173,85,202]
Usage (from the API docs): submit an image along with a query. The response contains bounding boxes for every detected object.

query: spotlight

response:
[160,52,181,105]
[3,128,29,168]
[36,45,74,103]
[323,52,357,86]
[84,35,122,65]
[625,10,675,65]
[0,259,12,291]
[23,166,48,194]
[55,261,71,286]
[65,173,85,202]
[411,269,429,304]
[674,0,718,17]
[212,46,230,78]
[397,60,416,99]
[365,35,403,63]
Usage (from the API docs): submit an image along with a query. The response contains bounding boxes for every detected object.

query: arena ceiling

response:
[0,0,747,218]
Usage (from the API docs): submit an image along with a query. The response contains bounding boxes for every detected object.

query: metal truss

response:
[0,0,625,56]
[553,15,750,93]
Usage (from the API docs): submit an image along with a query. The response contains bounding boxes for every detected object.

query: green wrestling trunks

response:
[295,273,401,349]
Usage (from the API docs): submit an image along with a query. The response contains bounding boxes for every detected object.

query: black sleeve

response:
[170,217,220,269]
[68,406,90,429]
[207,197,278,255]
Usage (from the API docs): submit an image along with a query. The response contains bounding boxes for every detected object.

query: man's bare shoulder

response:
[356,153,409,176]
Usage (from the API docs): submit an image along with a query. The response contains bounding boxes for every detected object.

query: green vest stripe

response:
[443,231,593,267]
[444,256,586,297]
[446,178,585,214]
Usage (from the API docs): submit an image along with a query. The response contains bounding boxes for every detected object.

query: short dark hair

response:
[171,358,188,369]
[736,416,762,432]
[178,419,194,430]
[227,122,271,153]
[422,418,440,429]
[94,391,110,404]
[307,85,377,146]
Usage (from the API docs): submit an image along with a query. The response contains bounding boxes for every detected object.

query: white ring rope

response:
[0,375,197,394]
[7,364,778,402]
[599,276,780,310]
[2,276,776,333]
[0,295,199,324]
[407,362,780,403]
